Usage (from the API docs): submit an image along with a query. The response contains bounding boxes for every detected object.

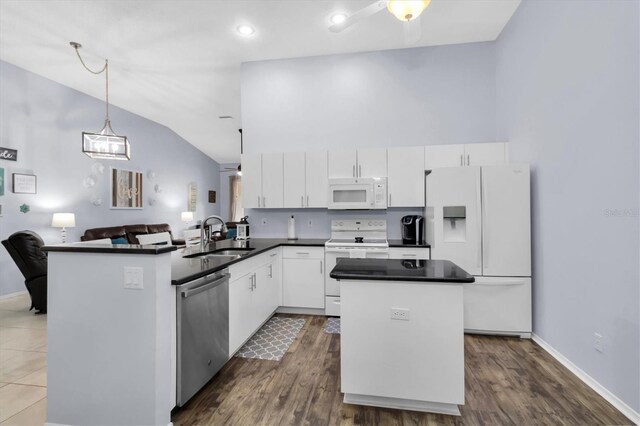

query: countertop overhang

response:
[330,258,474,283]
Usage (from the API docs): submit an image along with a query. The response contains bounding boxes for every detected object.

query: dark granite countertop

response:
[387,240,431,248]
[43,243,177,255]
[171,238,326,285]
[329,258,474,283]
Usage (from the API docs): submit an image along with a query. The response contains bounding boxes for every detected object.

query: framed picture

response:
[0,168,4,196]
[188,182,197,212]
[12,173,37,194]
[111,167,143,209]
[208,190,216,203]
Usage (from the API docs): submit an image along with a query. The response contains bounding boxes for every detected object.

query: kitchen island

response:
[330,258,474,416]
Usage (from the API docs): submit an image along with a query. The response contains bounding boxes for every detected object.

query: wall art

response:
[0,147,17,161]
[110,167,143,209]
[188,182,197,212]
[12,173,37,194]
[208,190,216,203]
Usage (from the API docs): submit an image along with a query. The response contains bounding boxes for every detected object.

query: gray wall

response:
[0,60,221,296]
[496,0,639,412]
[241,42,496,239]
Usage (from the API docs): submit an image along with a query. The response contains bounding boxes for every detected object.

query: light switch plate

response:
[124,267,144,290]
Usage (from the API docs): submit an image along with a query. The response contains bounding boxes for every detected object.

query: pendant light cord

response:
[71,42,110,121]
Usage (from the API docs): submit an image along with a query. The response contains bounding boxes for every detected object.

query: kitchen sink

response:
[183,247,254,259]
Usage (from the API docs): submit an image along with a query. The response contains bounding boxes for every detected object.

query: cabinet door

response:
[283,152,306,208]
[241,154,262,209]
[357,148,387,178]
[282,258,325,308]
[387,146,425,207]
[328,149,357,178]
[305,151,328,208]
[464,143,506,166]
[229,273,255,356]
[424,144,465,169]
[261,153,284,208]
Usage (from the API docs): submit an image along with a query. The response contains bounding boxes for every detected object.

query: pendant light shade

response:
[71,41,130,160]
[386,0,431,22]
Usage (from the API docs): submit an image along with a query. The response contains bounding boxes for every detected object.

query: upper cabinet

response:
[241,153,284,209]
[387,146,425,207]
[283,151,328,208]
[425,142,507,169]
[328,148,386,178]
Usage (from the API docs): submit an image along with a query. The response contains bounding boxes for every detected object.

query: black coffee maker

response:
[401,215,424,245]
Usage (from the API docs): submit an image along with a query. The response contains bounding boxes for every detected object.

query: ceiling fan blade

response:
[329,0,387,33]
[404,18,422,45]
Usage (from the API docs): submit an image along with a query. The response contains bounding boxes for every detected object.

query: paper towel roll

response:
[288,216,297,240]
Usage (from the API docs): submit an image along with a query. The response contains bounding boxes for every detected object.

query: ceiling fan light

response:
[330,13,348,25]
[386,0,431,22]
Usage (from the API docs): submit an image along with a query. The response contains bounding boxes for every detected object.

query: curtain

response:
[229,175,243,222]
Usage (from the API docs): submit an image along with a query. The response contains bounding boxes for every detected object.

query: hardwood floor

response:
[172,314,633,426]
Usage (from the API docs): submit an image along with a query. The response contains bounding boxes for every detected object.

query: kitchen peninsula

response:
[331,258,474,415]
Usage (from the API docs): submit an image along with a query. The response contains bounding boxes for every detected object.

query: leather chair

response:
[81,223,184,245]
[2,231,48,313]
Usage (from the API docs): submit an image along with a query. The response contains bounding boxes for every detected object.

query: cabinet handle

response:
[269,264,273,278]
[352,165,355,177]
[460,155,463,166]
[249,274,254,291]
[402,253,417,257]
[253,273,257,290]
[306,195,309,208]
[296,252,310,255]
[320,260,323,274]
[270,252,278,257]
[263,196,266,207]
[466,154,470,166]
[257,196,260,208]
[359,165,362,177]
[388,193,391,206]
[301,195,304,207]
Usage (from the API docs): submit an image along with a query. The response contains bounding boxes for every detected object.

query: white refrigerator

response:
[425,164,532,337]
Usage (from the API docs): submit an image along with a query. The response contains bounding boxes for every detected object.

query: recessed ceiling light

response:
[330,13,348,25]
[237,25,255,36]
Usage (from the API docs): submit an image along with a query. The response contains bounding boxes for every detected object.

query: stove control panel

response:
[331,219,387,232]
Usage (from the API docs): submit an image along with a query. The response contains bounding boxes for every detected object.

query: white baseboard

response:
[532,334,639,425]
[0,290,27,300]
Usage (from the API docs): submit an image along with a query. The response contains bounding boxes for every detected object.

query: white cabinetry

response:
[241,153,284,209]
[282,247,325,309]
[388,247,431,259]
[328,148,386,178]
[283,151,328,208]
[425,143,507,169]
[387,146,425,207]
[228,249,282,356]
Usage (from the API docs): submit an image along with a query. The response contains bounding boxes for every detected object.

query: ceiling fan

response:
[329,0,431,39]
[222,164,242,175]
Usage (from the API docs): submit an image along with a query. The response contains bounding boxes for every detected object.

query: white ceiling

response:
[0,0,520,163]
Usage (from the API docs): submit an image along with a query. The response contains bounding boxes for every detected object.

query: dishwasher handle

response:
[181,273,230,299]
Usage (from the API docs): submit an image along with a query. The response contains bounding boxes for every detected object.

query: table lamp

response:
[52,213,76,243]
[181,211,193,224]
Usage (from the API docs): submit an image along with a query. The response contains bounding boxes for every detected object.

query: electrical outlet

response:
[261,218,267,226]
[594,332,604,353]
[307,219,313,227]
[124,267,144,290]
[390,308,410,321]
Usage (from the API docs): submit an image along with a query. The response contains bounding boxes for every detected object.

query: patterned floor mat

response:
[235,317,306,361]
[323,317,341,334]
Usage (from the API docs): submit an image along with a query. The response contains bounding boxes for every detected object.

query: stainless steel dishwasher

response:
[176,269,229,406]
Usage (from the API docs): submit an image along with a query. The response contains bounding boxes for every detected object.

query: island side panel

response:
[340,280,464,406]
[47,251,172,426]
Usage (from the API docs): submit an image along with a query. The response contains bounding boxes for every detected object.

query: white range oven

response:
[324,219,389,316]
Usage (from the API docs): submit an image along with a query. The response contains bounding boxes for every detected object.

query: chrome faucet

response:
[200,215,228,251]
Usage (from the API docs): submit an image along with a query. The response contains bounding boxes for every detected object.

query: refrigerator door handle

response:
[476,176,482,270]
[482,175,488,270]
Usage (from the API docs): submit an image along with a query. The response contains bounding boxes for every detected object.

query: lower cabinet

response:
[229,248,282,357]
[282,247,325,309]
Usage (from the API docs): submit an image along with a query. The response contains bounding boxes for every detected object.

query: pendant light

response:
[386,0,431,22]
[70,42,130,160]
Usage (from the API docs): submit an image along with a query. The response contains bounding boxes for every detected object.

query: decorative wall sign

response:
[110,167,143,209]
[0,204,2,216]
[0,147,17,161]
[188,182,197,212]
[208,190,216,203]
[12,173,37,194]
[0,168,4,196]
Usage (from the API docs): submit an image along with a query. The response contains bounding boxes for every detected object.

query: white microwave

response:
[327,177,387,210]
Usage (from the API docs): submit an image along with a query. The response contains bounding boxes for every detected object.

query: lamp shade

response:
[181,211,194,222]
[52,213,76,228]
[386,0,431,21]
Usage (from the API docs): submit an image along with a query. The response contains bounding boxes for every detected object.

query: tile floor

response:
[0,293,47,425]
